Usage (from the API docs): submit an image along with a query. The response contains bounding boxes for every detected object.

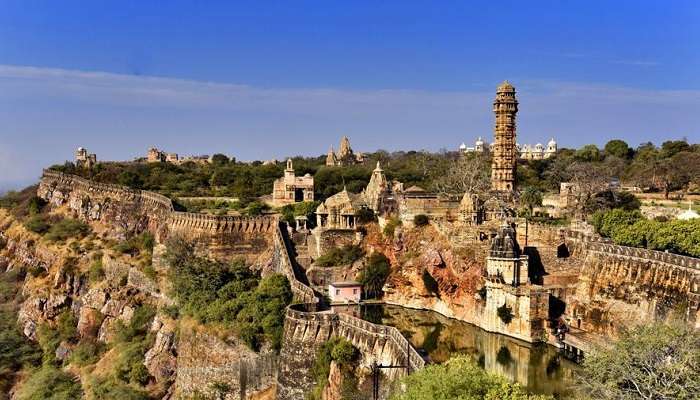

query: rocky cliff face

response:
[365,224,486,326]
[0,179,280,398]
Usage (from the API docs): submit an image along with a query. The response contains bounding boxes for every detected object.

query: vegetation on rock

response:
[315,244,364,267]
[308,337,359,400]
[359,252,391,299]
[15,365,83,400]
[165,238,292,351]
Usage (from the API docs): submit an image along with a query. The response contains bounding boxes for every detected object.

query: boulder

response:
[77,306,102,338]
[45,294,70,318]
[144,326,177,383]
[55,341,73,362]
[82,288,108,310]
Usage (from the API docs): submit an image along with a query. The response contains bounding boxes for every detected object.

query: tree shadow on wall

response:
[524,246,545,285]
[549,295,566,321]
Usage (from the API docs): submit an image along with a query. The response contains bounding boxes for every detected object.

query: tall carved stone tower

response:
[491,81,519,192]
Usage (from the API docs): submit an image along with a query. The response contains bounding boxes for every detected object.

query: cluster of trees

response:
[591,209,700,257]
[49,149,465,201]
[578,322,700,400]
[392,355,551,400]
[165,238,292,351]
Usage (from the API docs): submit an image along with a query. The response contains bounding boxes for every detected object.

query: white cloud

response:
[0,64,698,188]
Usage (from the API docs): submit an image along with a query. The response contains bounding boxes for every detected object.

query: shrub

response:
[89,376,150,400]
[45,218,90,242]
[359,253,391,299]
[16,365,82,400]
[114,341,151,386]
[24,215,50,234]
[114,305,155,344]
[0,309,41,392]
[315,245,364,267]
[113,232,155,257]
[355,207,376,224]
[88,259,105,283]
[383,217,402,238]
[497,304,513,324]
[413,214,429,227]
[309,337,359,399]
[69,339,105,366]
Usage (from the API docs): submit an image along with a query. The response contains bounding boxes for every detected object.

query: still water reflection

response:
[336,304,579,399]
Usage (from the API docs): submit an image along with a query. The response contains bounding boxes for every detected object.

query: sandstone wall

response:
[277,304,425,400]
[175,326,278,400]
[38,171,278,265]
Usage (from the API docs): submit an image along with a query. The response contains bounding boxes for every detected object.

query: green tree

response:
[391,356,551,400]
[579,323,700,400]
[574,144,602,162]
[210,153,230,165]
[660,140,690,158]
[604,140,633,159]
[519,187,543,217]
[358,253,391,299]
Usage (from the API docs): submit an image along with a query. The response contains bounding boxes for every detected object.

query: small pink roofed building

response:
[328,281,362,303]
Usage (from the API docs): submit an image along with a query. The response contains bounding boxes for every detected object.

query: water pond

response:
[334,304,579,399]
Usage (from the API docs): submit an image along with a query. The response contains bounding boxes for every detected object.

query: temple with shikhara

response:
[491,81,519,192]
[326,136,364,166]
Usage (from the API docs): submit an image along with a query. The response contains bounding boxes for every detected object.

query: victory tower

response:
[491,81,518,192]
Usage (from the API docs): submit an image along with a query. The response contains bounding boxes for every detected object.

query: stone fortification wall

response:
[519,222,700,331]
[277,304,425,400]
[175,326,278,400]
[39,171,278,264]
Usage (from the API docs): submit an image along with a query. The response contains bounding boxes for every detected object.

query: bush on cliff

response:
[88,376,150,400]
[413,214,429,227]
[44,218,91,242]
[0,272,42,395]
[308,337,359,400]
[16,365,83,400]
[390,356,551,400]
[24,215,51,234]
[315,245,364,267]
[358,252,391,299]
[165,239,292,351]
[383,217,402,238]
[578,322,700,400]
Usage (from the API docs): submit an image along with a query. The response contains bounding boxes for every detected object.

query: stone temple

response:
[326,136,364,166]
[491,81,519,192]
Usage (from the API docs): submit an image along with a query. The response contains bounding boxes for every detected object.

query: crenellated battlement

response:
[39,170,278,237]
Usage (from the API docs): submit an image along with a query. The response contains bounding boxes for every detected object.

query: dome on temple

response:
[548,138,557,146]
[459,142,467,150]
[497,80,515,92]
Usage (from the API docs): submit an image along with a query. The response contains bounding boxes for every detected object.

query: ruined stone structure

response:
[146,147,211,165]
[491,81,519,192]
[74,147,97,169]
[272,159,314,206]
[482,224,549,343]
[147,147,167,163]
[325,136,364,166]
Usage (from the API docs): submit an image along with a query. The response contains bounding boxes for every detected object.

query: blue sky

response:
[1,0,699,190]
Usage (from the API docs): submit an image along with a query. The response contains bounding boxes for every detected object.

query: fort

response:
[15,81,698,399]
